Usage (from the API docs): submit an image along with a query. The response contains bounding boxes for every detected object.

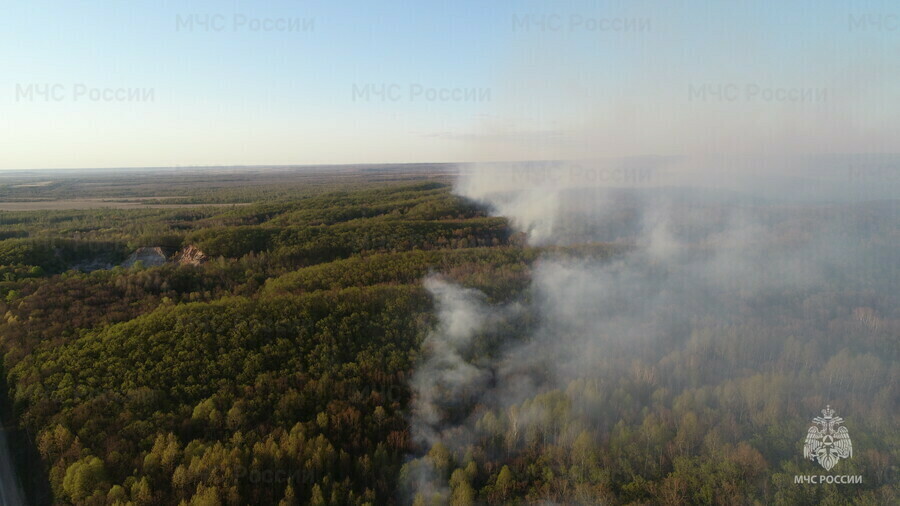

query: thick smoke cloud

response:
[410,278,496,448]
[404,157,898,503]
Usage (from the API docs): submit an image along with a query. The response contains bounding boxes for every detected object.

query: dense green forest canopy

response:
[0,168,538,505]
[0,167,895,505]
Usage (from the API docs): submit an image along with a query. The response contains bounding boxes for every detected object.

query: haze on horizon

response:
[2,0,898,170]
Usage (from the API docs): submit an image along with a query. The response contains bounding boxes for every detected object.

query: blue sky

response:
[1,0,897,169]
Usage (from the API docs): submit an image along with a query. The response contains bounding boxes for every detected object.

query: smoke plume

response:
[403,156,898,503]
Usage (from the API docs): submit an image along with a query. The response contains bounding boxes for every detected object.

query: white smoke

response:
[404,156,898,503]
[403,277,524,503]
[409,278,494,448]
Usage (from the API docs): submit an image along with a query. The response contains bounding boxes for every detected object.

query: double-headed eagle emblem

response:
[803,405,852,471]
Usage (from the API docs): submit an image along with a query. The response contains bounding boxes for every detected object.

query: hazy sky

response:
[1,0,898,169]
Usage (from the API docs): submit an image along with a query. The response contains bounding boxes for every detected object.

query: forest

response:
[0,167,895,505]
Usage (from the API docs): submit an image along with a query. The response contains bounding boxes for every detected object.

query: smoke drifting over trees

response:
[404,158,898,504]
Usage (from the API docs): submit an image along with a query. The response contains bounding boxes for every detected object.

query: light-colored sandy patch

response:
[11,181,55,188]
